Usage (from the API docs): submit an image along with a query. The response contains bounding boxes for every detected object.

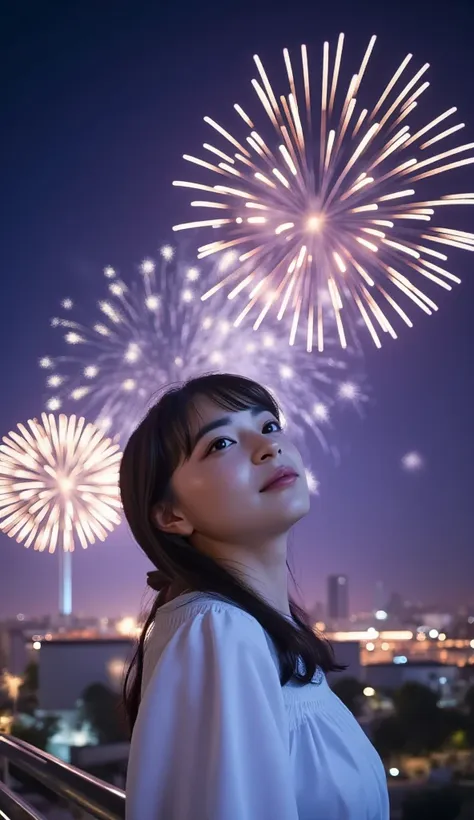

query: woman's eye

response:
[207,437,235,455]
[263,420,282,434]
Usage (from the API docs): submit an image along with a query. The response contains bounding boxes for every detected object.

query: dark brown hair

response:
[120,373,342,730]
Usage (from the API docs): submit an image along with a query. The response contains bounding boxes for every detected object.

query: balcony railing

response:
[0,733,125,820]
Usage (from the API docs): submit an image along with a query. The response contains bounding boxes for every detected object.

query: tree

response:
[393,682,446,755]
[373,682,468,760]
[18,661,39,715]
[372,715,405,762]
[331,677,366,717]
[438,708,469,750]
[464,684,474,747]
[394,681,439,723]
[80,683,128,745]
[401,786,462,820]
[22,661,38,692]
[464,683,474,716]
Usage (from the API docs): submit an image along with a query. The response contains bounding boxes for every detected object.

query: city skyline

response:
[1,1,474,619]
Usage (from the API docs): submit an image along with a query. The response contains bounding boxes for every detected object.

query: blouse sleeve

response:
[126,606,299,820]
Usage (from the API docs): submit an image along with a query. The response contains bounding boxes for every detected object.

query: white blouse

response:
[126,594,389,820]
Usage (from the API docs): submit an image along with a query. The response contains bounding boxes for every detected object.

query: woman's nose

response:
[253,438,282,464]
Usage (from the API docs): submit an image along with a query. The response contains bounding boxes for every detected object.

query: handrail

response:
[0,733,125,820]
[0,779,47,819]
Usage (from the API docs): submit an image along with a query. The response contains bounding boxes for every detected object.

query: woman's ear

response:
[151,502,194,537]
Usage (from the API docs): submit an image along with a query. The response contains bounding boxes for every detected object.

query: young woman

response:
[121,373,389,820]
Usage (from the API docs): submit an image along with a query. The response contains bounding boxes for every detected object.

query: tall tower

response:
[374,580,386,614]
[58,551,73,617]
[327,575,349,622]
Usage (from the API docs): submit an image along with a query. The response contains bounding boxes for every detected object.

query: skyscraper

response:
[374,580,387,614]
[327,575,349,621]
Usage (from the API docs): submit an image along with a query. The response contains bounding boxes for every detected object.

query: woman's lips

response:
[260,468,299,492]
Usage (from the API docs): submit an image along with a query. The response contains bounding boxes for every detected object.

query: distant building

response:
[37,636,134,763]
[0,614,113,676]
[39,637,134,711]
[327,575,349,622]
[0,619,50,675]
[364,660,460,702]
[419,612,453,632]
[0,626,28,675]
[308,600,325,624]
[386,592,405,621]
[374,581,386,614]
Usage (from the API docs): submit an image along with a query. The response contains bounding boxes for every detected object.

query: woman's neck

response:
[163,581,191,605]
[192,532,291,616]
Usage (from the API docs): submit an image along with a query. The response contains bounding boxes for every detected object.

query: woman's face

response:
[166,397,310,545]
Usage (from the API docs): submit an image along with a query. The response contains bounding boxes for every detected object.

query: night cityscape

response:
[1,2,474,819]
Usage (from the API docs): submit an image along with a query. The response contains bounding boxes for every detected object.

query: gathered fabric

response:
[126,593,389,820]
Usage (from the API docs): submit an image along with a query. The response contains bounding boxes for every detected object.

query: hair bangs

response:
[189,374,280,422]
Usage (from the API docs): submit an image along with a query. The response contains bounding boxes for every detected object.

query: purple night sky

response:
[1,0,473,619]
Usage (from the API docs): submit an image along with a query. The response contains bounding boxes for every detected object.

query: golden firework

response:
[173,34,474,350]
[0,413,122,554]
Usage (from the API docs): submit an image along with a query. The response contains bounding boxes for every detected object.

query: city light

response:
[389,768,400,777]
[330,629,413,641]
[32,641,41,650]
[366,642,375,651]
[363,687,376,697]
[116,616,137,637]
[331,631,374,641]
[393,655,408,664]
[2,673,23,702]
[429,628,439,639]
[375,610,388,620]
[107,658,127,690]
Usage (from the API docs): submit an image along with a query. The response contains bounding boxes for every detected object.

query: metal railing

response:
[0,733,125,820]
[0,778,47,820]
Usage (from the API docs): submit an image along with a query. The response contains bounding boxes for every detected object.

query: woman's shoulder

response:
[143,592,275,690]
[152,591,273,651]
[153,591,261,632]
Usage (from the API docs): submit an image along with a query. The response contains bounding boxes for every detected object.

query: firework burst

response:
[173,34,474,350]
[0,413,122,553]
[39,246,366,452]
